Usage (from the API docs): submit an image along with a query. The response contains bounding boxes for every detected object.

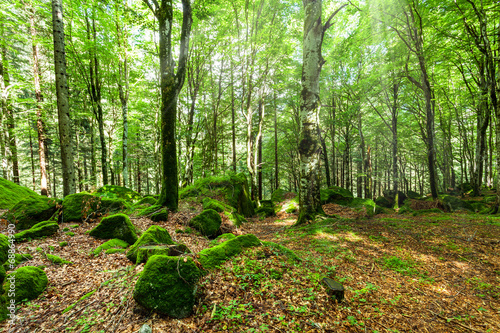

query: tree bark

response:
[296,0,345,224]
[143,0,192,210]
[51,0,76,195]
[29,3,48,196]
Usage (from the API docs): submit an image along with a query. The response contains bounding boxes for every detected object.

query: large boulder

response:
[256,200,276,218]
[441,195,474,212]
[133,255,201,318]
[321,186,354,204]
[135,196,157,206]
[94,185,141,202]
[406,190,421,199]
[0,178,38,210]
[61,192,130,222]
[198,234,261,269]
[89,213,138,245]
[180,173,254,217]
[383,190,407,206]
[127,225,174,263]
[375,196,392,208]
[14,220,59,241]
[188,209,221,238]
[3,195,60,230]
[202,198,229,213]
[4,266,48,303]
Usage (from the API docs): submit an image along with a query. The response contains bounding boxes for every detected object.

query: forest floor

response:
[1,202,500,333]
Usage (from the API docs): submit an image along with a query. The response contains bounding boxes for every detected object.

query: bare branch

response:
[323,4,348,34]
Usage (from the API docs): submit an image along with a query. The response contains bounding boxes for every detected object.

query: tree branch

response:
[323,4,348,35]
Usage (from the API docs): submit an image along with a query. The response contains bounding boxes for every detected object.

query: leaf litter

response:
[0,203,499,332]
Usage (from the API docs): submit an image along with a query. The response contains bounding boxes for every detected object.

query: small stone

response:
[138,324,152,333]
[322,277,344,302]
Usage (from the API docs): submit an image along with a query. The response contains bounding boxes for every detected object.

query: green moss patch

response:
[210,233,236,246]
[180,173,255,217]
[188,209,222,238]
[135,196,157,206]
[198,234,261,269]
[320,186,354,205]
[151,209,168,222]
[271,188,287,204]
[4,195,60,230]
[282,196,299,213]
[133,255,201,318]
[4,266,48,303]
[94,185,141,202]
[105,248,126,254]
[440,195,473,212]
[89,213,138,245]
[62,192,130,222]
[59,241,68,247]
[14,221,59,242]
[226,212,247,227]
[202,198,229,213]
[0,178,38,210]
[0,234,9,264]
[126,225,174,263]
[136,244,191,264]
[92,238,129,256]
[46,254,72,265]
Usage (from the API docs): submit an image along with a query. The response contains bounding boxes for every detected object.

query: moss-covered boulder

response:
[3,253,32,272]
[4,266,48,303]
[62,192,130,222]
[3,195,60,230]
[92,238,129,256]
[133,255,201,318]
[225,212,246,227]
[471,202,490,214]
[406,190,421,199]
[320,186,354,205]
[210,233,236,246]
[441,195,474,212]
[198,234,261,269]
[202,197,228,213]
[150,209,168,222]
[127,225,174,263]
[383,190,407,207]
[135,196,157,206]
[180,173,255,217]
[14,220,59,242]
[375,196,392,208]
[136,244,191,264]
[271,188,287,204]
[256,200,276,218]
[94,185,141,202]
[188,209,222,238]
[346,198,383,216]
[0,234,9,265]
[0,178,38,210]
[89,213,138,244]
[46,254,72,265]
[458,182,473,193]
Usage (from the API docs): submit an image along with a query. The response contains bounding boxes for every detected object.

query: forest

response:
[0,0,499,332]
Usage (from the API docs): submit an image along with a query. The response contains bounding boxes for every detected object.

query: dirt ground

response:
[1,203,499,333]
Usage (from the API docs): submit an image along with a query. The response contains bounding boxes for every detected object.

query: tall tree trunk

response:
[296,0,346,224]
[232,61,237,173]
[1,37,20,184]
[29,122,36,190]
[29,3,48,195]
[116,19,129,188]
[52,0,76,195]
[274,92,278,189]
[143,0,192,210]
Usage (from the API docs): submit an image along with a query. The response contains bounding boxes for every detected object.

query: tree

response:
[296,0,347,225]
[142,0,192,210]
